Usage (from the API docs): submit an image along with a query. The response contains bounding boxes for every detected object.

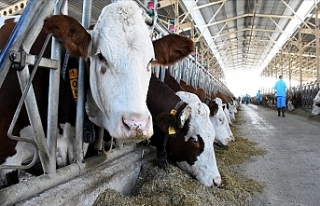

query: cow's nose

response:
[122,113,153,138]
[213,176,222,187]
[230,135,235,142]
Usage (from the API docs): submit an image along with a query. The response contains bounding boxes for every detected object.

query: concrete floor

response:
[237,104,320,206]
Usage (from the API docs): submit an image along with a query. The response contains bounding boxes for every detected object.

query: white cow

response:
[311,90,320,115]
[175,91,221,187]
[210,98,234,145]
[287,100,295,111]
[227,102,237,122]
[223,104,233,125]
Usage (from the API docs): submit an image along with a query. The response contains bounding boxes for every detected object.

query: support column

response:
[299,30,303,86]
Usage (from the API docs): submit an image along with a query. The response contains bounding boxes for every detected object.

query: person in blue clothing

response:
[256,90,262,105]
[245,94,250,104]
[273,75,287,117]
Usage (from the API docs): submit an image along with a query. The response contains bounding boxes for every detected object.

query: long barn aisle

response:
[236,104,320,206]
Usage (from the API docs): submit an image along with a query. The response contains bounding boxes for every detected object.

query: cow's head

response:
[169,91,221,187]
[227,103,237,122]
[210,98,233,146]
[312,91,320,116]
[43,1,194,141]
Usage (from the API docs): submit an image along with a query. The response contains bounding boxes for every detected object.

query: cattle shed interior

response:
[1,0,320,96]
[1,0,320,205]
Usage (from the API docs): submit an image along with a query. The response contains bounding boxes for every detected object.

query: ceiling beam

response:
[196,13,293,28]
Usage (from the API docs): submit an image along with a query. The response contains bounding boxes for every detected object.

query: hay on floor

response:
[93,124,266,206]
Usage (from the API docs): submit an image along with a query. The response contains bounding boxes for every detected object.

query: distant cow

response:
[210,98,234,145]
[311,90,320,115]
[0,0,194,188]
[147,75,221,187]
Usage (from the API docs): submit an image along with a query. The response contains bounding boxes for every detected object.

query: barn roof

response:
[0,0,319,84]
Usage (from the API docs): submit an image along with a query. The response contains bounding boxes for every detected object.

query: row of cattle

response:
[251,90,320,115]
[0,0,238,191]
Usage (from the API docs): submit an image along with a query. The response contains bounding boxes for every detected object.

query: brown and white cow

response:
[165,72,232,146]
[0,0,194,188]
[148,75,221,186]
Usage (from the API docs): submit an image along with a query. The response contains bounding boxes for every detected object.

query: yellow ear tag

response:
[168,126,176,135]
[170,109,177,116]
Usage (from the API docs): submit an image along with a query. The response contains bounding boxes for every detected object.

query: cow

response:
[164,71,233,146]
[179,79,207,102]
[311,90,320,115]
[147,75,221,187]
[210,98,234,144]
[291,92,301,109]
[0,0,194,188]
[215,91,237,124]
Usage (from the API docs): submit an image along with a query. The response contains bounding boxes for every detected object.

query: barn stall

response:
[0,0,234,205]
[1,0,319,205]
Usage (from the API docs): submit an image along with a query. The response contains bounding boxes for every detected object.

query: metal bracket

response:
[9,50,58,71]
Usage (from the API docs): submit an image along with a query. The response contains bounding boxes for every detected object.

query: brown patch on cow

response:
[211,92,216,100]
[43,15,91,58]
[194,88,206,103]
[100,66,106,74]
[0,18,16,49]
[216,91,232,104]
[208,100,219,116]
[152,34,194,65]
[164,70,184,92]
[168,134,204,165]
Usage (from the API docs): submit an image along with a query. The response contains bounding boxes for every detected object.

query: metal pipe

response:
[316,7,320,82]
[45,0,68,175]
[135,0,167,36]
[0,144,137,206]
[0,0,46,89]
[73,0,92,169]
[5,34,53,171]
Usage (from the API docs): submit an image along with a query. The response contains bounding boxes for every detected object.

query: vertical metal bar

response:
[0,0,46,89]
[8,34,53,171]
[289,54,292,88]
[74,0,92,168]
[316,7,320,82]
[19,0,58,175]
[46,0,68,175]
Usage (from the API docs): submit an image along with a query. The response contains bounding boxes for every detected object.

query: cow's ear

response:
[194,88,206,102]
[152,34,194,65]
[155,113,177,137]
[43,15,91,58]
[208,101,218,116]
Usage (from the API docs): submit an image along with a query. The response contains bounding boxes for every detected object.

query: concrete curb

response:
[15,145,156,206]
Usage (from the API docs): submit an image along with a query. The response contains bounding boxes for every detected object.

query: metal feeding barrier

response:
[0,0,233,205]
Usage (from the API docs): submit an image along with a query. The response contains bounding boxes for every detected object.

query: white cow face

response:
[86,1,153,141]
[311,91,320,116]
[44,1,194,142]
[210,98,233,146]
[175,91,221,187]
[228,103,237,122]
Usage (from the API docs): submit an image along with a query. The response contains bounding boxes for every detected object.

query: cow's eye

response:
[95,52,107,65]
[97,53,104,61]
